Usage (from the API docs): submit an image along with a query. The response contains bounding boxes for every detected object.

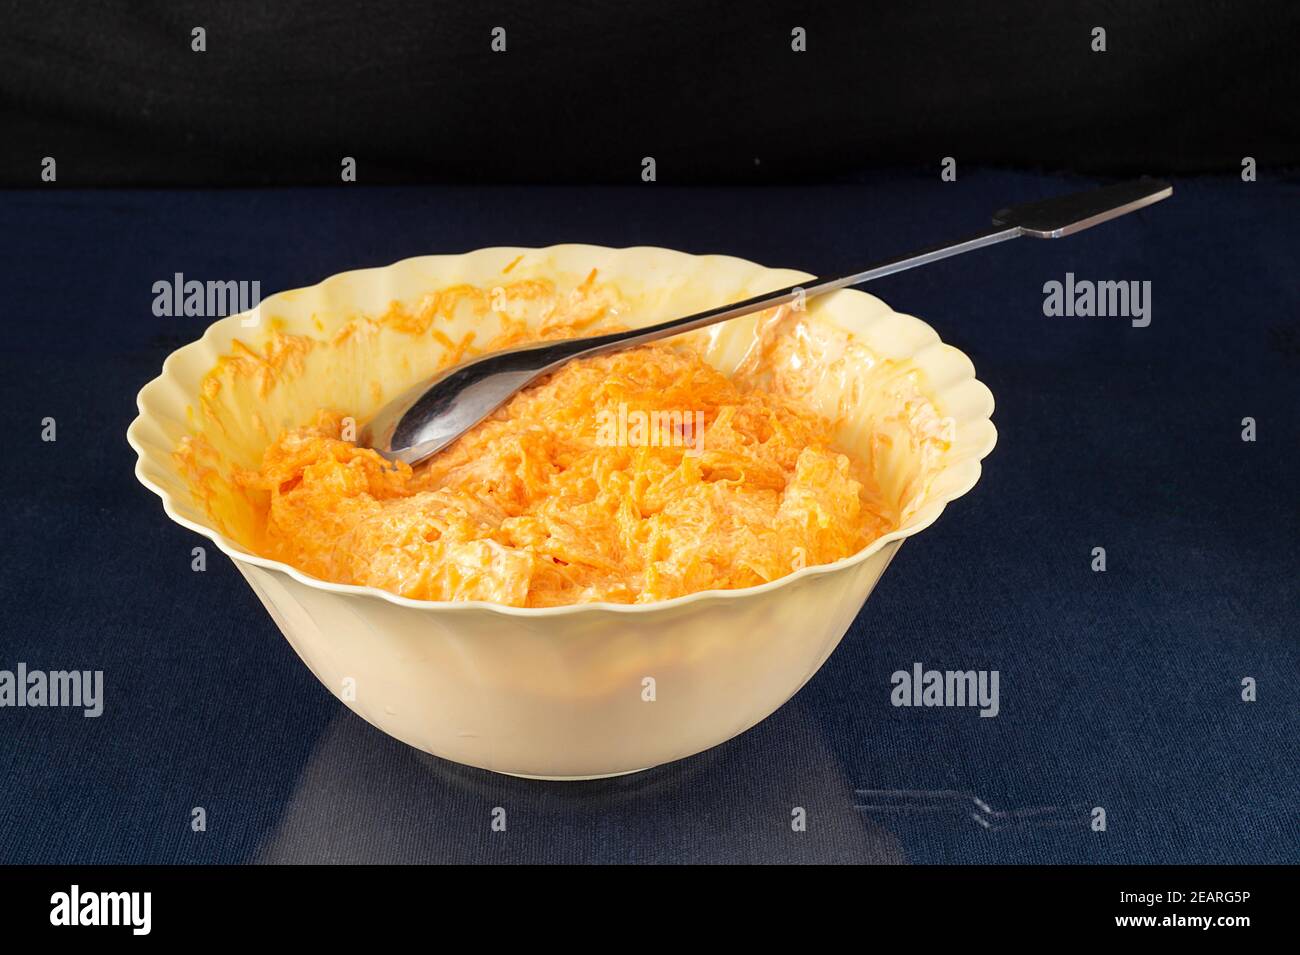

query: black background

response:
[2,0,1297,186]
[0,865,1285,937]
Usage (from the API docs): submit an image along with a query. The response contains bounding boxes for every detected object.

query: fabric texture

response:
[0,169,1295,863]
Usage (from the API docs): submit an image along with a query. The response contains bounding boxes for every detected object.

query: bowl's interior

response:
[132,246,995,593]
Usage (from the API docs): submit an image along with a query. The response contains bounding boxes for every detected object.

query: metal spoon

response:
[363,178,1171,466]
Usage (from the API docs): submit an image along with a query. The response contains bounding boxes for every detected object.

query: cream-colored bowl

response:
[127,246,995,779]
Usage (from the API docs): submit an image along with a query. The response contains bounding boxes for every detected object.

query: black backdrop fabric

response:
[2,0,1296,186]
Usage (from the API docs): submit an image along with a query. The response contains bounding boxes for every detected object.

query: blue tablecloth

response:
[1,170,1295,864]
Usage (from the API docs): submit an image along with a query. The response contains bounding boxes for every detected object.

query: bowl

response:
[127,245,996,779]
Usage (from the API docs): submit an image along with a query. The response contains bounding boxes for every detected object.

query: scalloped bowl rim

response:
[126,244,997,618]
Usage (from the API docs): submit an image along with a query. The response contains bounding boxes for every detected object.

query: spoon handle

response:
[545,178,1171,363]
[571,226,1018,358]
[368,178,1171,465]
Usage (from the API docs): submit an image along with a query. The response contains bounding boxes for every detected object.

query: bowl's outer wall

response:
[132,245,994,779]
[236,541,901,777]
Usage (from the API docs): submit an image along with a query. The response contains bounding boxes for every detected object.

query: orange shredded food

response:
[241,344,895,607]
